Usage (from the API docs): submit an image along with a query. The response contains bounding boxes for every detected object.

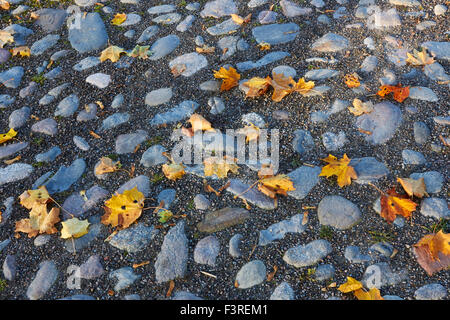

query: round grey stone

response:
[318,196,361,230]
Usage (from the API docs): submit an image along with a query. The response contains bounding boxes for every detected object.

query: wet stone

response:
[194,235,220,266]
[54,94,79,117]
[168,53,208,77]
[361,262,407,289]
[235,260,266,289]
[197,207,250,233]
[100,113,130,131]
[283,240,332,267]
[117,175,150,197]
[207,18,240,36]
[280,0,312,17]
[42,158,86,194]
[145,88,173,106]
[311,33,349,52]
[287,166,321,200]
[3,255,16,281]
[0,142,28,160]
[149,35,180,61]
[73,135,90,151]
[68,12,108,53]
[34,9,67,33]
[344,246,372,264]
[350,157,389,184]
[227,179,276,210]
[305,69,340,81]
[108,223,157,253]
[150,100,199,126]
[318,196,361,230]
[0,163,33,186]
[30,34,59,55]
[152,13,182,25]
[402,149,426,165]
[194,194,211,210]
[322,131,348,151]
[413,122,430,144]
[0,66,24,89]
[315,264,335,281]
[64,222,102,253]
[86,73,111,89]
[200,0,238,18]
[61,185,108,219]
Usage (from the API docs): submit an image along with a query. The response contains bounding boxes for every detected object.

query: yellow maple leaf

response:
[0,128,17,144]
[100,45,126,63]
[319,154,358,187]
[60,217,90,239]
[397,177,428,198]
[354,288,384,300]
[204,156,239,179]
[102,187,145,229]
[213,66,241,91]
[406,48,435,66]
[111,13,127,25]
[162,162,186,181]
[266,73,296,102]
[338,276,363,293]
[292,77,315,95]
[242,77,270,98]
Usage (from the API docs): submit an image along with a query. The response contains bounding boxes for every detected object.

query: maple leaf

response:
[292,77,315,96]
[377,85,410,103]
[258,174,295,198]
[204,156,239,179]
[242,77,270,98]
[354,288,384,300]
[100,45,126,63]
[0,128,17,144]
[230,13,252,25]
[111,13,127,25]
[162,162,186,181]
[319,154,358,188]
[379,188,417,223]
[60,217,90,239]
[397,177,428,198]
[188,114,215,133]
[213,67,241,91]
[338,276,363,293]
[406,48,435,66]
[413,231,450,276]
[127,45,152,59]
[348,98,374,116]
[0,30,14,48]
[266,73,296,102]
[95,157,121,175]
[102,187,145,229]
[10,46,30,57]
[344,73,361,88]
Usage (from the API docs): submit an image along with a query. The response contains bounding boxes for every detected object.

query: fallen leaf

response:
[415,230,450,262]
[0,0,10,10]
[413,232,450,276]
[354,288,384,300]
[196,45,215,54]
[292,77,315,95]
[100,45,126,63]
[171,64,186,77]
[236,124,260,142]
[60,217,90,239]
[338,276,363,293]
[10,46,30,57]
[158,209,173,223]
[230,13,251,25]
[319,154,358,188]
[213,66,241,91]
[204,156,239,179]
[162,162,185,181]
[258,42,271,51]
[257,163,274,179]
[95,157,121,175]
[348,98,374,116]
[242,77,270,98]
[406,48,435,66]
[0,30,14,48]
[377,84,410,103]
[101,187,145,229]
[0,128,17,144]
[111,13,127,25]
[128,45,152,59]
[258,174,295,198]
[132,261,149,268]
[379,188,417,223]
[344,73,361,88]
[267,265,278,281]
[166,280,175,298]
[3,155,21,165]
[266,73,296,102]
[188,114,215,133]
[89,131,101,139]
[397,177,428,198]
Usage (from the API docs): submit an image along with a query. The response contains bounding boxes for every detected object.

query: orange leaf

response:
[242,77,270,98]
[377,85,409,103]
[266,73,296,102]
[344,73,360,88]
[319,154,358,188]
[379,188,417,223]
[213,67,241,91]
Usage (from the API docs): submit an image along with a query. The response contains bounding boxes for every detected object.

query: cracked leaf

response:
[128,45,152,59]
[188,114,215,133]
[354,288,384,300]
[258,174,295,198]
[344,73,360,88]
[292,77,315,95]
[377,84,410,103]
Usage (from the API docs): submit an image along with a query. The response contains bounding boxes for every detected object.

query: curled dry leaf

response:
[236,124,260,142]
[406,48,435,66]
[379,188,417,223]
[413,230,450,276]
[258,174,295,199]
[195,45,215,54]
[319,154,357,188]
[188,114,215,133]
[102,187,145,229]
[127,45,152,59]
[230,13,252,25]
[292,77,315,96]
[266,73,296,102]
[162,162,186,181]
[213,66,241,91]
[397,177,428,198]
[258,42,271,51]
[111,13,127,25]
[377,84,410,103]
[242,77,270,98]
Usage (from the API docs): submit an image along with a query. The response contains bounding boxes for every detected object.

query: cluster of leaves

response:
[100,44,152,63]
[213,67,316,102]
[338,277,384,300]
